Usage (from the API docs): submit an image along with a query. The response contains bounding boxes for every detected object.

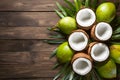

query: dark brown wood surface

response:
[0,0,119,80]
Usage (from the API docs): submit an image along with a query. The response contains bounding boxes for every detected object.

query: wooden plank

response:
[0,40,57,52]
[0,0,119,11]
[0,0,73,11]
[2,78,54,80]
[0,12,59,27]
[0,51,58,78]
[0,12,119,27]
[0,27,60,39]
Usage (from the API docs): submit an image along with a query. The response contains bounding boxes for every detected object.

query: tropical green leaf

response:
[64,0,76,11]
[113,25,120,34]
[52,62,61,70]
[49,34,65,39]
[92,0,99,9]
[63,7,75,17]
[74,0,82,12]
[56,2,67,16]
[55,9,65,18]
[111,34,120,40]
[85,0,90,7]
[69,71,74,80]
[44,39,66,44]
[53,62,69,80]
[61,67,71,80]
[92,69,102,80]
[49,48,57,59]
[109,42,120,45]
[111,16,120,27]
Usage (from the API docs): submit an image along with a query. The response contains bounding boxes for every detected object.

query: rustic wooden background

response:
[0,0,119,80]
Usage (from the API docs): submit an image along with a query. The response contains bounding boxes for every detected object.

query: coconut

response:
[68,29,89,51]
[56,42,74,63]
[88,42,110,62]
[76,8,96,30]
[91,22,113,41]
[96,2,116,23]
[72,53,92,75]
[57,17,77,34]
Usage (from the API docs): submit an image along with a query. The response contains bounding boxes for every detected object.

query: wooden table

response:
[0,0,119,80]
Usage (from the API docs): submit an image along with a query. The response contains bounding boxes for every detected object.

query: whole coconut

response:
[96,2,116,23]
[56,42,74,63]
[58,17,77,34]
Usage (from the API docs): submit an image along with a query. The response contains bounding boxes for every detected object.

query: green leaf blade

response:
[55,9,65,18]
[64,0,76,11]
[85,0,90,7]
[92,0,98,9]
[74,0,82,12]
[49,48,58,59]
[56,2,67,16]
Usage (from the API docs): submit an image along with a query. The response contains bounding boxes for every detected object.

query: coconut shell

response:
[88,42,110,62]
[88,42,98,55]
[91,23,113,41]
[71,52,93,63]
[68,29,89,51]
[91,25,99,41]
[76,8,96,30]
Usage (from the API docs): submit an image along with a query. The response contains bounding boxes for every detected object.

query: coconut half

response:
[88,42,110,62]
[91,22,113,41]
[68,29,89,51]
[72,53,92,75]
[76,8,96,29]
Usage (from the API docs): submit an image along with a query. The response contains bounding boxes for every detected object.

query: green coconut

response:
[56,42,74,63]
[110,45,120,64]
[97,59,117,79]
[96,2,116,23]
[57,17,77,34]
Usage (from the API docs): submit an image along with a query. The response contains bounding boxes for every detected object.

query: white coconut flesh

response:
[76,8,96,27]
[95,22,112,41]
[72,58,92,75]
[68,32,88,51]
[90,43,109,62]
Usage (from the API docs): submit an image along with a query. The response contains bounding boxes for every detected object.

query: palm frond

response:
[63,7,75,17]
[44,39,66,44]
[85,0,90,7]
[49,48,57,59]
[74,0,82,12]
[56,2,67,16]
[64,0,76,11]
[53,62,69,80]
[52,62,61,70]
[92,0,99,9]
[55,9,65,18]
[113,25,120,34]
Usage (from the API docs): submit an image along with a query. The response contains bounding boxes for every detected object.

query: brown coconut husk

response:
[71,52,93,63]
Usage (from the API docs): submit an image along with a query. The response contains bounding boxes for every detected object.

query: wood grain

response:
[0,27,61,39]
[0,12,59,27]
[0,0,73,11]
[0,0,119,11]
[0,0,119,80]
[0,40,58,52]
[0,51,58,78]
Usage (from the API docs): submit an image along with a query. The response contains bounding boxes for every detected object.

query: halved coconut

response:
[72,53,92,75]
[88,42,110,62]
[91,22,113,41]
[68,29,89,51]
[76,8,96,30]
